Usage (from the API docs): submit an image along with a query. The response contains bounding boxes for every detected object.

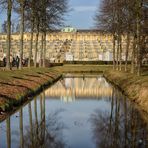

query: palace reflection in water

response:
[0,75,148,148]
[45,75,112,102]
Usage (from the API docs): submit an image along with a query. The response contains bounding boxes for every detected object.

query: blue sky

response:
[65,0,100,29]
[0,0,100,30]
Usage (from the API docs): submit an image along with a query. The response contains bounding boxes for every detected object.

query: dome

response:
[61,26,77,32]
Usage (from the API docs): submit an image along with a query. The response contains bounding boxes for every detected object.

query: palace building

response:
[0,27,132,63]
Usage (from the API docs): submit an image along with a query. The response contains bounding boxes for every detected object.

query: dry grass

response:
[53,64,112,73]
[0,68,61,113]
[104,67,148,113]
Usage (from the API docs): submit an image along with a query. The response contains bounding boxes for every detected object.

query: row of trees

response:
[1,21,22,33]
[0,0,68,69]
[95,0,147,76]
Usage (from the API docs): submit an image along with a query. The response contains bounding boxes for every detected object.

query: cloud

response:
[73,6,96,12]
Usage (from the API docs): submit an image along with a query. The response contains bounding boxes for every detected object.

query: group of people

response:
[3,55,28,69]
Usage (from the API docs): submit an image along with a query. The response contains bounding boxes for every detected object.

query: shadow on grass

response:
[0,82,32,90]
[11,76,39,84]
[25,74,41,78]
[43,73,56,79]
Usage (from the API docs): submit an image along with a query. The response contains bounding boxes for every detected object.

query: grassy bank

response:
[104,69,148,113]
[0,68,61,114]
[53,64,112,73]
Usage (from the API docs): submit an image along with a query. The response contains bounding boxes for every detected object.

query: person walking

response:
[16,56,20,69]
[3,56,6,67]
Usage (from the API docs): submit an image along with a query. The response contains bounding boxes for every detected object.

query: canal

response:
[0,74,148,148]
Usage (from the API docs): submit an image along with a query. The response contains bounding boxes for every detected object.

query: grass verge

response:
[0,68,61,116]
[104,69,148,113]
[52,64,112,73]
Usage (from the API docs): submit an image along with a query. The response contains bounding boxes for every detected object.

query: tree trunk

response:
[116,35,120,70]
[6,0,12,70]
[43,32,46,68]
[136,0,141,76]
[125,32,130,72]
[131,36,136,74]
[28,21,34,68]
[119,35,122,71]
[39,33,44,67]
[113,34,116,70]
[19,1,24,70]
[34,29,39,68]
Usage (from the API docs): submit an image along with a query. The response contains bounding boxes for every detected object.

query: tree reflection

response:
[24,110,66,148]
[19,108,24,148]
[6,117,11,148]
[23,93,66,148]
[28,102,33,147]
[90,88,148,148]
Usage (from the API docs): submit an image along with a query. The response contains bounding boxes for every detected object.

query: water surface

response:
[0,74,148,148]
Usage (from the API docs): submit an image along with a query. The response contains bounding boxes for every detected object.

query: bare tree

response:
[24,0,36,68]
[6,0,12,70]
[33,0,68,67]
[18,0,26,69]
[135,0,142,76]
[94,0,147,75]
[0,0,13,70]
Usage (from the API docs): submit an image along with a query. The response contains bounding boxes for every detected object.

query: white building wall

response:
[65,52,74,61]
[98,54,103,61]
[103,52,113,61]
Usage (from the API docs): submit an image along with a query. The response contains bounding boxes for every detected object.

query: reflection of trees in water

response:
[23,110,66,148]
[23,97,66,148]
[90,88,148,148]
[4,92,67,148]
[6,117,11,148]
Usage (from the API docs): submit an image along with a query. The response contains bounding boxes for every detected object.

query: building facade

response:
[0,28,132,63]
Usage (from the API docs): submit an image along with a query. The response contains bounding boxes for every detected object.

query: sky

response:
[65,0,100,29]
[0,0,100,30]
